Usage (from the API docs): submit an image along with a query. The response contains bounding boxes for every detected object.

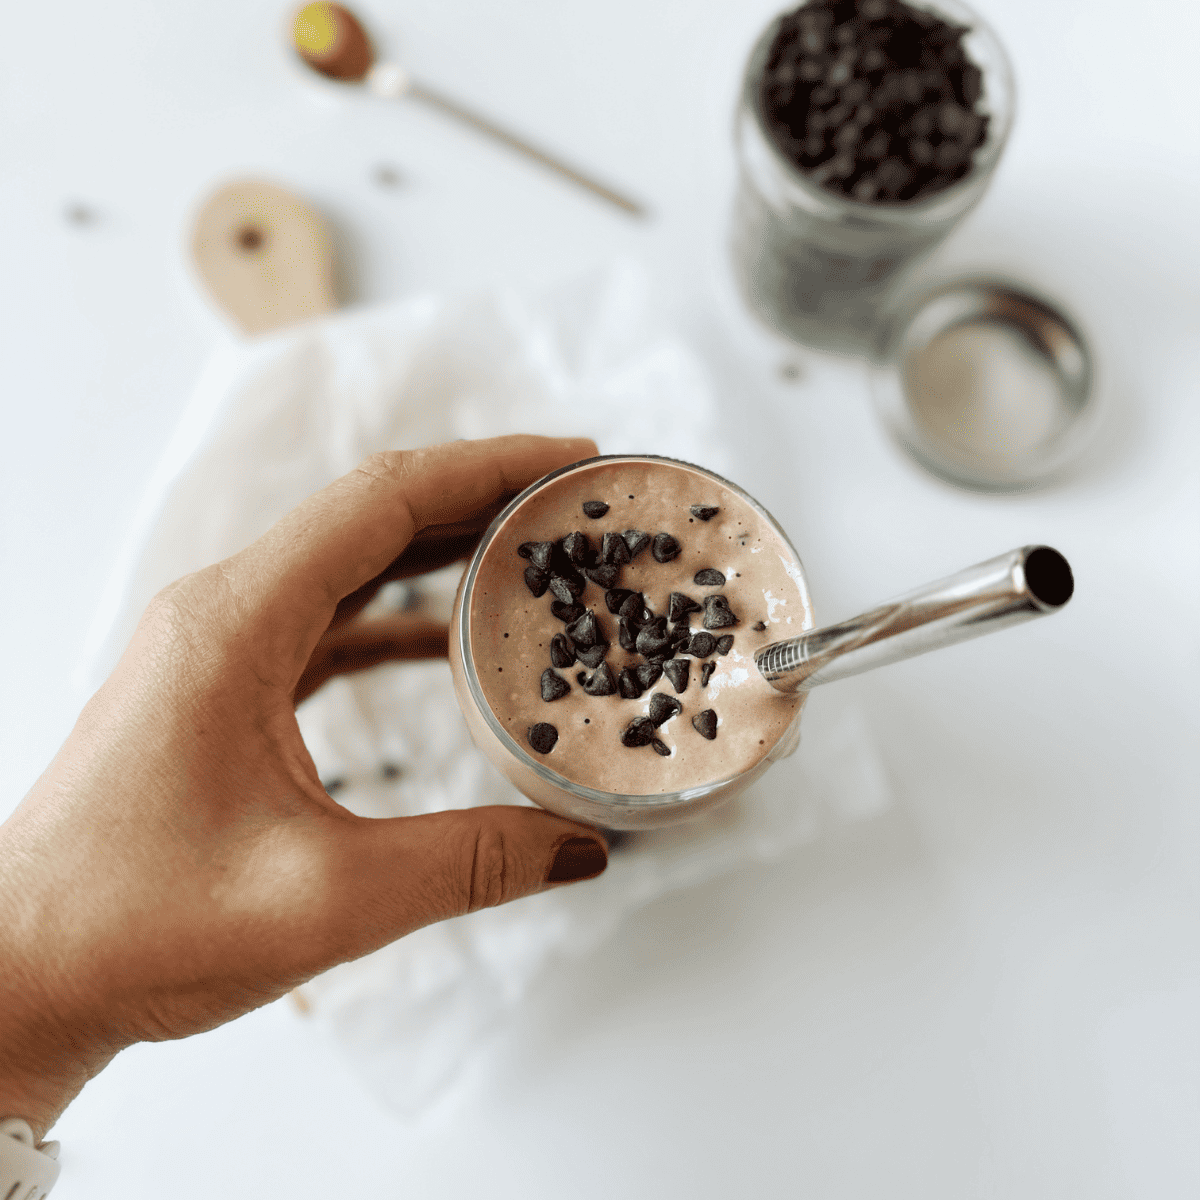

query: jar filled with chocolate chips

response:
[731,0,1014,354]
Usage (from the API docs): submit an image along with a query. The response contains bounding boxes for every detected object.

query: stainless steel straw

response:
[755,545,1074,693]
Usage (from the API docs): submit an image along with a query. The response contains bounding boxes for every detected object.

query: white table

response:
[2,0,1197,1195]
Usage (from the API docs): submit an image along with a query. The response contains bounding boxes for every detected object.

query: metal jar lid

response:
[870,278,1095,491]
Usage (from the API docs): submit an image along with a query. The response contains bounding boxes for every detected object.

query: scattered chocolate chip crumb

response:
[584,564,620,589]
[582,500,610,519]
[635,661,663,691]
[524,566,550,597]
[649,693,682,727]
[652,532,682,563]
[605,588,633,614]
[651,738,671,757]
[623,529,651,558]
[583,662,617,696]
[527,723,559,754]
[716,635,735,655]
[550,633,575,668]
[702,595,739,629]
[601,532,632,566]
[621,716,657,747]
[575,643,608,669]
[550,600,585,624]
[753,620,768,632]
[668,592,702,622]
[700,661,716,687]
[692,709,718,740]
[618,668,643,699]
[663,658,690,694]
[693,568,726,587]
[690,505,719,521]
[541,669,571,701]
[688,632,717,658]
[528,541,554,570]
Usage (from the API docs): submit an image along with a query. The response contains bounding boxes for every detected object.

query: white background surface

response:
[2,0,1197,1196]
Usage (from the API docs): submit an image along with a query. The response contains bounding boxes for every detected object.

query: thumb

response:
[327,805,609,956]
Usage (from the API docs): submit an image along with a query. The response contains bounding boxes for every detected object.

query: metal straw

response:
[755,545,1074,693]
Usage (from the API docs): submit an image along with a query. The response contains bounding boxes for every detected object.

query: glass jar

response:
[730,0,1015,356]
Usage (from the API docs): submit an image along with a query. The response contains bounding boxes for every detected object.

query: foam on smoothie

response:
[468,459,812,797]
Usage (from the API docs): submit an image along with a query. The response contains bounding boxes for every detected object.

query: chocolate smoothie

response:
[450,457,813,825]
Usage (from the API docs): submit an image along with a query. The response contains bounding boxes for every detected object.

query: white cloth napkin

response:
[81,261,892,1117]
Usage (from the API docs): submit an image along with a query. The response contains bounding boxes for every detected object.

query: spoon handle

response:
[755,545,1074,693]
[402,77,646,217]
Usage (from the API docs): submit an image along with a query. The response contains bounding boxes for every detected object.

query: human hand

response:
[0,435,607,1140]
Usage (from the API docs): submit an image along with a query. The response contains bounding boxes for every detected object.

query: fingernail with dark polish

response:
[547,836,607,883]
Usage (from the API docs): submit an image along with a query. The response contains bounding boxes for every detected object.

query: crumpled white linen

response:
[80,261,891,1117]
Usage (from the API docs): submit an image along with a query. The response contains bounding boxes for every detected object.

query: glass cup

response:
[448,456,814,830]
[730,0,1015,355]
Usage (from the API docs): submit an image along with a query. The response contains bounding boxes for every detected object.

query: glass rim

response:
[738,0,1017,223]
[454,454,811,811]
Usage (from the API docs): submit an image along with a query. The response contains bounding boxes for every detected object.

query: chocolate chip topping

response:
[693,568,726,587]
[562,531,593,565]
[583,662,617,696]
[622,529,651,558]
[524,566,549,597]
[702,595,739,629]
[700,661,716,687]
[527,723,558,754]
[692,709,718,740]
[618,668,643,699]
[651,532,682,563]
[650,738,671,757]
[687,632,717,658]
[618,619,638,652]
[668,592,702,622]
[528,541,554,571]
[550,600,585,624]
[690,505,719,521]
[716,635,735,655]
[540,669,571,702]
[584,564,620,589]
[605,587,634,614]
[635,625,673,658]
[576,671,588,685]
[635,661,663,691]
[566,610,600,647]
[582,500,610,519]
[601,531,632,565]
[663,658,690,694]
[549,633,575,668]
[576,643,609,669]
[649,693,682,727]
[549,573,585,604]
[517,541,536,559]
[620,716,657,747]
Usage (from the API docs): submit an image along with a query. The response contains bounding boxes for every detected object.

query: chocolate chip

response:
[549,633,575,668]
[687,632,717,658]
[651,738,671,757]
[583,662,617,696]
[618,668,643,699]
[636,626,672,658]
[565,610,600,647]
[623,529,651,558]
[578,643,610,670]
[663,658,690,694]
[716,635,734,655]
[635,661,663,691]
[620,716,656,748]
[562,531,593,565]
[584,564,620,589]
[602,532,631,566]
[649,693,682,727]
[549,573,585,604]
[540,669,570,702]
[670,623,692,650]
[690,505,719,521]
[753,620,768,632]
[550,600,585,624]
[527,723,558,754]
[692,709,718,740]
[605,588,634,614]
[528,541,554,571]
[702,595,739,629]
[517,541,536,559]
[524,566,550,598]
[693,568,725,587]
[582,500,609,519]
[652,533,682,563]
[576,671,588,685]
[618,619,638,652]
[668,592,702,623]
[700,661,716,687]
